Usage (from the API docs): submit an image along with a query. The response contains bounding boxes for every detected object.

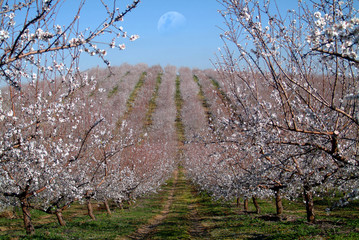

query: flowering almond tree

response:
[216,0,358,223]
[0,0,140,234]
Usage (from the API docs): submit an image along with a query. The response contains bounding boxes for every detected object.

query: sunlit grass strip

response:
[107,85,119,98]
[1,168,358,239]
[149,168,193,239]
[193,75,214,129]
[0,180,173,239]
[209,76,235,110]
[174,75,186,145]
[144,72,162,128]
[117,71,147,127]
[108,71,131,98]
[126,71,147,112]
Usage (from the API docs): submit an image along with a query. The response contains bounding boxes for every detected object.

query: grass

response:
[190,191,359,240]
[1,169,358,239]
[208,76,236,112]
[107,85,119,98]
[125,71,147,112]
[193,75,213,126]
[116,71,147,127]
[107,70,131,99]
[144,72,162,128]
[0,181,170,240]
[174,75,186,145]
[148,169,193,239]
[144,169,359,239]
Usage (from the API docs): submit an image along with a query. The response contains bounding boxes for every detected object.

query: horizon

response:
[77,0,225,70]
[77,0,306,71]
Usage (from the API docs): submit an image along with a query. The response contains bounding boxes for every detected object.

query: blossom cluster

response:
[307,5,359,61]
[0,0,140,90]
[0,63,178,234]
[0,2,145,227]
[193,0,359,220]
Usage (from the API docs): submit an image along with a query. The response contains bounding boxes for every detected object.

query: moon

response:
[157,11,186,35]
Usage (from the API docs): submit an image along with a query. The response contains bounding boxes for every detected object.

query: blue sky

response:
[79,0,225,70]
[76,0,311,70]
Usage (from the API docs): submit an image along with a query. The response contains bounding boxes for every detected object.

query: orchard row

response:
[1,60,358,234]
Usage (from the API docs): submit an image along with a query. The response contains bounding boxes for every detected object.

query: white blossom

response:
[0,30,9,41]
[129,34,139,41]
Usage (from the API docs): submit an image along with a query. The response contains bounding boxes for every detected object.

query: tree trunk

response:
[11,206,19,219]
[275,190,283,216]
[104,199,112,215]
[304,186,315,223]
[243,197,249,212]
[117,200,124,210]
[55,209,66,226]
[19,196,35,235]
[87,200,96,220]
[252,196,261,214]
[236,197,240,208]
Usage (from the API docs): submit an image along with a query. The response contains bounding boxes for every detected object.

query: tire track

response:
[188,201,209,239]
[117,170,178,240]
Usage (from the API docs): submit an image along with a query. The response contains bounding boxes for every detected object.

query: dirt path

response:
[117,170,178,240]
[188,201,209,239]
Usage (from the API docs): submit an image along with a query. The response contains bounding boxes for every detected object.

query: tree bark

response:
[55,209,66,226]
[19,196,35,235]
[252,196,261,214]
[243,197,249,212]
[87,200,96,220]
[304,186,315,223]
[117,200,124,210]
[236,197,240,208]
[104,199,112,215]
[12,206,20,219]
[275,190,283,216]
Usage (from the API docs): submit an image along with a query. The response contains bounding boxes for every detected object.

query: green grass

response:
[1,169,358,239]
[149,170,193,239]
[174,75,186,145]
[148,169,359,239]
[107,85,119,98]
[125,71,147,112]
[144,72,162,128]
[208,76,236,112]
[0,182,170,240]
[208,77,227,102]
[190,191,359,240]
[117,71,147,127]
[140,168,359,240]
[193,75,213,126]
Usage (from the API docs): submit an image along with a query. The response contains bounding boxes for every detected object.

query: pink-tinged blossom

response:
[0,0,141,233]
[119,43,126,50]
[129,34,139,41]
[314,12,321,19]
[110,40,116,48]
[211,0,358,223]
[54,25,62,34]
[0,30,9,41]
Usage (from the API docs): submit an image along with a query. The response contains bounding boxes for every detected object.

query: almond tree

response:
[0,0,140,234]
[216,0,358,223]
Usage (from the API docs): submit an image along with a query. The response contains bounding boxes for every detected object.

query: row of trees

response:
[0,0,357,235]
[0,0,139,234]
[0,58,182,234]
[183,0,358,223]
[0,0,178,235]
